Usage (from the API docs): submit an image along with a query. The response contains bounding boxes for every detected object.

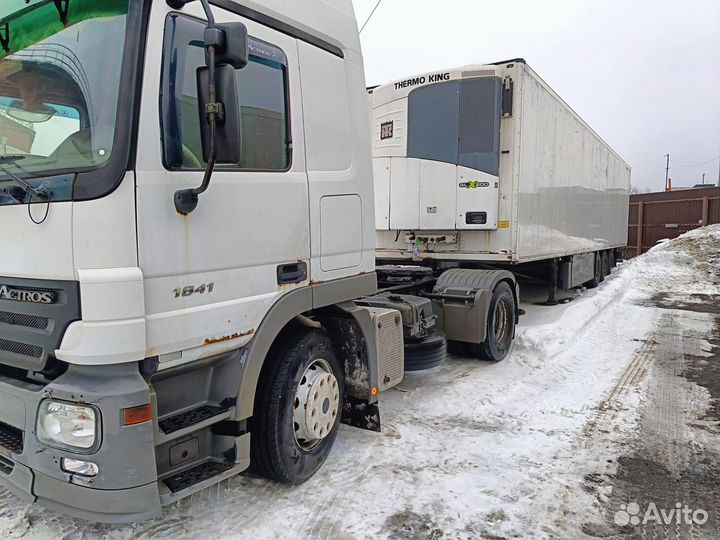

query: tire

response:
[468,282,516,362]
[584,252,603,289]
[404,328,447,371]
[250,329,344,484]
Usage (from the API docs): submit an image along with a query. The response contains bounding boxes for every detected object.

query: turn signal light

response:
[123,404,153,426]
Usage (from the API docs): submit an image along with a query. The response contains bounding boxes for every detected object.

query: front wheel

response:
[469,282,516,362]
[250,329,344,484]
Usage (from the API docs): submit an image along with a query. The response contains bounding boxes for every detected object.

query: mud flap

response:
[320,314,382,432]
[342,396,381,432]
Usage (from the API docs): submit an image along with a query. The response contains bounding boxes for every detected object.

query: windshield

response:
[0,0,129,179]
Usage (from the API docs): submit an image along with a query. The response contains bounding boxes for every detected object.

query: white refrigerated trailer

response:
[369,60,631,297]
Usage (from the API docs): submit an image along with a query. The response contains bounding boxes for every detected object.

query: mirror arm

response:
[52,0,70,26]
[174,0,219,215]
[1,23,10,53]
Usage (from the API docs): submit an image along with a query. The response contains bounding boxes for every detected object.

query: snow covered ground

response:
[1,226,719,539]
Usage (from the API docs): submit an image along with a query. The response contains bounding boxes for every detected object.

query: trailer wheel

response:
[250,329,343,484]
[585,253,603,289]
[470,282,516,362]
[404,328,447,371]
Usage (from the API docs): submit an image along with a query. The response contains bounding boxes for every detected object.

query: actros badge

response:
[0,285,56,304]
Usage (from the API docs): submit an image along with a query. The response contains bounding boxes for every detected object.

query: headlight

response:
[37,400,100,452]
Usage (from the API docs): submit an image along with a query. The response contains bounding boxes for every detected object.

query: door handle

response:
[277,262,307,285]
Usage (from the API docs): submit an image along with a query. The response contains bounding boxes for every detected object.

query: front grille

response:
[0,311,49,330]
[0,338,43,359]
[0,422,23,454]
[0,277,80,372]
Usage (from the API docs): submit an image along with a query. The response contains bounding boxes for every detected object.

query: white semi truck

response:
[369,62,631,318]
[0,0,624,524]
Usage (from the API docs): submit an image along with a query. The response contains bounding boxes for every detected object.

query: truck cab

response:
[0,0,403,522]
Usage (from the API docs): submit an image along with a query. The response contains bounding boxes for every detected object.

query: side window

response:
[407,78,501,176]
[160,13,290,171]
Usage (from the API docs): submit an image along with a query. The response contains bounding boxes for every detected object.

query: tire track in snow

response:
[297,443,376,539]
[584,334,656,441]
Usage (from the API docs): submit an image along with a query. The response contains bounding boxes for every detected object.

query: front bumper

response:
[0,456,159,523]
[34,471,160,523]
[0,362,162,523]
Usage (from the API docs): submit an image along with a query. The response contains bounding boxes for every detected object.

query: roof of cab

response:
[229,0,361,56]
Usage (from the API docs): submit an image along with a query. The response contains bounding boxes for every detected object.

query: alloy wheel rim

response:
[292,358,340,451]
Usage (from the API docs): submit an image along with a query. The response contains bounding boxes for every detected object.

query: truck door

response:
[134,3,309,358]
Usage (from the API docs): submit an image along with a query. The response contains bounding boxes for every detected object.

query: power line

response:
[671,154,720,168]
[359,0,383,34]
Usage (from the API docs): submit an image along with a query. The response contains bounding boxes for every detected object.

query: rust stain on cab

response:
[204,329,255,345]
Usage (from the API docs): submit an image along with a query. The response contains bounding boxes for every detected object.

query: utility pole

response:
[702,173,706,185]
[664,154,670,191]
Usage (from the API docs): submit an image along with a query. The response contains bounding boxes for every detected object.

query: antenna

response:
[360,0,383,34]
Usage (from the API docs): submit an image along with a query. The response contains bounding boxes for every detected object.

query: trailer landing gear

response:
[536,258,572,306]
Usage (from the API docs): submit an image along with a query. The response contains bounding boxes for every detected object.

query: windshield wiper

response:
[0,155,49,201]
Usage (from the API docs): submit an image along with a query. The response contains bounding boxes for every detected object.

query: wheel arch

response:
[235,273,377,422]
[433,268,520,344]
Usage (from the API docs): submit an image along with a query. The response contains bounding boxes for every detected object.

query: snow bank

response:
[515,224,720,365]
[658,223,720,280]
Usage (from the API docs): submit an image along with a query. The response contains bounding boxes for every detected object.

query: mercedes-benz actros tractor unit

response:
[0,0,420,523]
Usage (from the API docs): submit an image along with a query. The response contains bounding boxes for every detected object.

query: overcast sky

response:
[351,0,720,192]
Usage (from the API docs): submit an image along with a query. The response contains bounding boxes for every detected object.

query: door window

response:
[160,13,290,171]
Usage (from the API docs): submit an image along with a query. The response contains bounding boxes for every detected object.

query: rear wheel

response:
[469,282,516,362]
[250,329,343,484]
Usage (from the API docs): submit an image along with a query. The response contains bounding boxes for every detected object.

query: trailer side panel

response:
[513,65,631,261]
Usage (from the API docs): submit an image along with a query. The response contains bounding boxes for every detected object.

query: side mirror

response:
[205,23,249,70]
[196,64,242,164]
[173,1,249,215]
